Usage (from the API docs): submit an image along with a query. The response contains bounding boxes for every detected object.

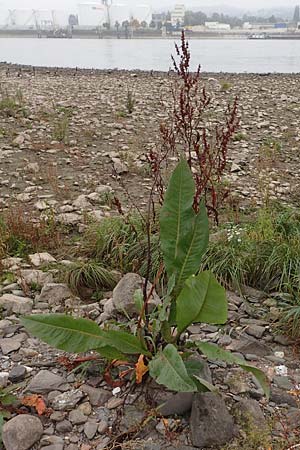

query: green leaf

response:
[160,160,209,291]
[96,346,125,361]
[184,359,216,392]
[0,414,4,444]
[21,315,150,356]
[196,342,270,399]
[149,344,197,392]
[160,160,195,279]
[104,330,151,356]
[134,289,143,314]
[193,375,217,392]
[21,314,108,353]
[176,271,228,334]
[176,201,209,290]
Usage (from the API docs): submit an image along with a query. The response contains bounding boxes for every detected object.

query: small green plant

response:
[65,261,118,296]
[220,81,232,91]
[126,88,135,114]
[233,132,248,142]
[53,115,70,143]
[21,161,269,397]
[0,385,19,444]
[0,87,26,117]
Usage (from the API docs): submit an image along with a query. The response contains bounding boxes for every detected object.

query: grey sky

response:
[0,0,299,10]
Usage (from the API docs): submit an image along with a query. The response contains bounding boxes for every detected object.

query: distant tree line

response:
[184,11,286,27]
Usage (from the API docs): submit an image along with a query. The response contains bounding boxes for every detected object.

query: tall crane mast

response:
[102,0,112,28]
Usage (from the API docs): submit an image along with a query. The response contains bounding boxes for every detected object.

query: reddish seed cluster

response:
[149,30,239,223]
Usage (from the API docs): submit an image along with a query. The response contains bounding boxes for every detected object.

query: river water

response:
[1,37,300,73]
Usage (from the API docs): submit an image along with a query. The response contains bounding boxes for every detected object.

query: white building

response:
[205,21,231,30]
[78,2,106,27]
[171,4,185,26]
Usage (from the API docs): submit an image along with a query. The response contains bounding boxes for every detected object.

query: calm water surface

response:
[1,38,300,73]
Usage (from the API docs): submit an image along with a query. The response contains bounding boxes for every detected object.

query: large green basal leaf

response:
[176,201,209,290]
[149,344,197,392]
[160,159,195,279]
[196,341,270,399]
[176,271,228,334]
[105,329,151,356]
[160,160,209,290]
[21,314,150,356]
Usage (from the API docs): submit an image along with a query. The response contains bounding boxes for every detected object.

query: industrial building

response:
[0,2,152,30]
[170,4,185,26]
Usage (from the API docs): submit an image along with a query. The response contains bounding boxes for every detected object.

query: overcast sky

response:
[0,0,298,10]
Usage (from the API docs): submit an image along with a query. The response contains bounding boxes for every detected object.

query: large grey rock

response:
[29,252,56,267]
[190,393,235,448]
[112,273,160,316]
[18,269,53,287]
[228,337,271,357]
[2,414,43,450]
[26,370,68,394]
[232,399,267,430]
[38,283,73,305]
[0,294,33,315]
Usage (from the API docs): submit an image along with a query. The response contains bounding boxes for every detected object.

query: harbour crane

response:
[102,0,112,28]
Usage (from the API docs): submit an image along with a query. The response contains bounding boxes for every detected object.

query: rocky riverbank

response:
[0,64,300,218]
[0,65,300,450]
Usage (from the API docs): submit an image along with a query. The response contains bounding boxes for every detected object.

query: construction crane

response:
[5,10,16,27]
[102,0,112,28]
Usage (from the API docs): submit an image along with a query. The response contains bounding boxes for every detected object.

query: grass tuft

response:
[64,261,118,297]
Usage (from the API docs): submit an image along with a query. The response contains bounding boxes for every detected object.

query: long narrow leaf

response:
[196,341,270,399]
[21,315,150,356]
[160,160,195,279]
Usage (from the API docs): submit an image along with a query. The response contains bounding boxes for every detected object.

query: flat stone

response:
[38,283,73,305]
[81,384,112,406]
[274,334,293,346]
[18,269,53,287]
[270,387,298,407]
[273,376,293,390]
[246,325,266,339]
[190,393,235,448]
[29,252,56,267]
[8,365,27,382]
[0,294,33,315]
[228,338,271,357]
[56,419,72,433]
[26,370,68,394]
[51,389,84,411]
[69,409,88,425]
[84,421,98,439]
[0,338,21,355]
[2,414,43,450]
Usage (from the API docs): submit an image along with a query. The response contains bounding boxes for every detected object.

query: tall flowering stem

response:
[149,31,239,223]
